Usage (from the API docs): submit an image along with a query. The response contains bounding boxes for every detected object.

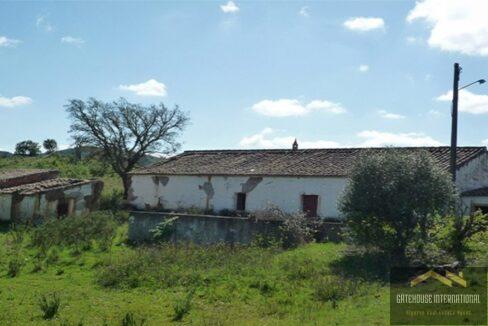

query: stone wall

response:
[128,211,343,245]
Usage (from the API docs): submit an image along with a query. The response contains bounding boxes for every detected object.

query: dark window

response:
[57,200,69,217]
[236,192,246,211]
[302,195,318,217]
[473,205,488,215]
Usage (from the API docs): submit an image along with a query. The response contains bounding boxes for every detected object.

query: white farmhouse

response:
[129,146,488,219]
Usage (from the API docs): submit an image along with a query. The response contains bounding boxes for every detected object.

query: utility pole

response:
[450,63,461,182]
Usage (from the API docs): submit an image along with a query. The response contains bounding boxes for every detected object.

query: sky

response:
[1,0,488,153]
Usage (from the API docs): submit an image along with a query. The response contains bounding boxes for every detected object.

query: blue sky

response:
[1,0,488,153]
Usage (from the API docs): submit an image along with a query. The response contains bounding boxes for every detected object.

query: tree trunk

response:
[121,173,131,200]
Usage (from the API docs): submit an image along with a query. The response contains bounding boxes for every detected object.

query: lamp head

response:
[479,79,486,84]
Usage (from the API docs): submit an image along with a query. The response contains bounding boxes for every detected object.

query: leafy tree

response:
[15,140,41,156]
[339,149,456,264]
[43,139,58,154]
[65,98,189,199]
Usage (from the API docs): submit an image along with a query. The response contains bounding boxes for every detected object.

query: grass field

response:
[0,232,390,325]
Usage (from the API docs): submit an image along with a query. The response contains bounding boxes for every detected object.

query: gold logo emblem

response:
[410,270,467,288]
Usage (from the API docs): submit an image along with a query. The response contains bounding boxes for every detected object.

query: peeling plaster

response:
[152,176,170,186]
[241,177,263,193]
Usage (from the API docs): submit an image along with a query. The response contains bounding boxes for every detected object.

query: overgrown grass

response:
[0,214,392,324]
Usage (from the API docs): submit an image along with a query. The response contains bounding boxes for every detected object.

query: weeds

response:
[313,276,357,308]
[7,256,23,278]
[172,289,194,321]
[121,312,146,326]
[30,211,117,252]
[38,293,61,320]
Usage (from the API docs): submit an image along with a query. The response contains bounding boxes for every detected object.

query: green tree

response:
[339,149,456,264]
[43,139,58,154]
[65,98,189,199]
[15,140,41,156]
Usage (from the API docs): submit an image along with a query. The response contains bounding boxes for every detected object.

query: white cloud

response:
[357,130,442,147]
[61,36,85,47]
[428,109,443,117]
[378,110,405,120]
[343,17,385,32]
[0,36,21,48]
[119,79,167,97]
[240,128,442,149]
[299,6,309,17]
[251,99,346,117]
[482,139,488,146]
[358,64,369,73]
[36,14,54,32]
[0,96,32,108]
[239,128,340,149]
[407,0,488,56]
[436,89,488,114]
[221,1,239,13]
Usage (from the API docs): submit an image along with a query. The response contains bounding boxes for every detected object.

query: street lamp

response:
[450,63,486,182]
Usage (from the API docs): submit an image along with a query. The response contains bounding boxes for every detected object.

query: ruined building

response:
[0,169,103,222]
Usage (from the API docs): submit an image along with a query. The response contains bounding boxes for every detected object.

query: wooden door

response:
[302,195,318,217]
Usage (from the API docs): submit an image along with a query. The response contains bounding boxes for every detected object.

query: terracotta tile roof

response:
[131,146,486,177]
[0,178,94,195]
[462,187,488,197]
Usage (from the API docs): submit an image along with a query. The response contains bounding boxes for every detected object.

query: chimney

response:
[292,139,298,151]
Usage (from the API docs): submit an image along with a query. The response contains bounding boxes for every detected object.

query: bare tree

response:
[65,98,189,199]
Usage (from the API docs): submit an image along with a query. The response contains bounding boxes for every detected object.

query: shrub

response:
[172,289,194,321]
[150,216,178,243]
[313,276,357,308]
[254,206,314,248]
[99,189,123,212]
[38,293,61,320]
[339,149,456,264]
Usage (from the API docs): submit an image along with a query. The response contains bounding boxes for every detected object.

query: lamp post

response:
[450,62,486,182]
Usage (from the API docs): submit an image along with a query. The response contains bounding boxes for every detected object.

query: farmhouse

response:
[0,169,103,222]
[129,146,488,219]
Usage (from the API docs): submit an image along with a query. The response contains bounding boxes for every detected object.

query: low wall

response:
[128,211,343,245]
[128,211,281,245]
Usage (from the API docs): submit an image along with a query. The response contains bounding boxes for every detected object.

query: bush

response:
[150,216,178,243]
[38,293,61,320]
[99,189,124,212]
[30,211,117,252]
[254,206,314,248]
[313,276,357,308]
[172,289,194,321]
[339,149,456,264]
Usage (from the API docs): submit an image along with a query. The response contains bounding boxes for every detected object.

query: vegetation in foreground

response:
[0,210,486,325]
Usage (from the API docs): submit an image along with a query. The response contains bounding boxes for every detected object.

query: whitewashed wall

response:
[129,175,348,219]
[456,153,488,192]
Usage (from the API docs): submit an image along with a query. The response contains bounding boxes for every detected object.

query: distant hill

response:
[0,151,12,158]
[0,146,162,167]
[55,146,163,167]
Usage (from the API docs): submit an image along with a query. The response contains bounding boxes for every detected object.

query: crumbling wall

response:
[9,181,103,222]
